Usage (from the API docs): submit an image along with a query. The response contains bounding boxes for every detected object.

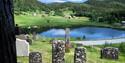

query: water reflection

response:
[40,27,125,40]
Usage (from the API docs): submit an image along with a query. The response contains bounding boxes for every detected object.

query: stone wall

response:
[100,47,119,59]
[29,52,42,63]
[52,40,65,63]
[74,47,86,63]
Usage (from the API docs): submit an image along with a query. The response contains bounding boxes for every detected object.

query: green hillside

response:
[13,0,48,13]
[14,0,125,26]
[13,0,125,12]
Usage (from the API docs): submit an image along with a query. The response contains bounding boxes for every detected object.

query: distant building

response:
[121,21,125,26]
[33,13,37,16]
[64,15,72,19]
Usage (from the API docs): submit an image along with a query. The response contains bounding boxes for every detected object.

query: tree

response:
[0,0,17,63]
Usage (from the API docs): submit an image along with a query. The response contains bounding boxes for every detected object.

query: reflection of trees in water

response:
[107,32,122,38]
[83,27,97,35]
[88,31,95,34]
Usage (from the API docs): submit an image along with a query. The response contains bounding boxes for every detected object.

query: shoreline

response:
[19,23,125,34]
[72,37,125,46]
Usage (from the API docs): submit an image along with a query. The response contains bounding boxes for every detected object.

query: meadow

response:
[15,15,114,28]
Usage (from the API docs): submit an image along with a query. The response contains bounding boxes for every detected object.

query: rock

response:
[74,47,86,63]
[52,40,65,63]
[26,35,32,45]
[29,52,42,63]
[100,47,119,60]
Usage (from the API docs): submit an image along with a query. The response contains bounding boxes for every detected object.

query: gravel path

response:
[72,38,125,45]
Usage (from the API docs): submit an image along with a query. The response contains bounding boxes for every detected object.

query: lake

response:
[40,27,125,40]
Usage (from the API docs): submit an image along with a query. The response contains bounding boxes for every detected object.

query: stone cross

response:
[32,32,37,40]
[32,26,38,40]
[29,52,42,63]
[65,28,71,52]
[65,28,70,44]
[74,47,86,63]
[52,40,65,63]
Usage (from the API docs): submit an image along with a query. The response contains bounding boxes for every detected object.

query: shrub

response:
[119,42,125,53]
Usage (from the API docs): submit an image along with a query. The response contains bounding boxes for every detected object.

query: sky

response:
[38,0,87,3]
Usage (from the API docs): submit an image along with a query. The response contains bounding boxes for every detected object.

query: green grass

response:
[16,15,125,63]
[15,15,89,27]
[15,15,125,30]
[17,40,125,63]
[15,15,114,28]
[86,46,125,63]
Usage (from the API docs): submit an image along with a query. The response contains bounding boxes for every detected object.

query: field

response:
[17,39,125,63]
[15,15,88,27]
[15,15,114,28]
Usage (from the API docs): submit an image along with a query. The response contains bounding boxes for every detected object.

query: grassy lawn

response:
[17,39,125,63]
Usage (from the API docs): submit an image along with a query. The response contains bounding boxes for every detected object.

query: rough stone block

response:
[74,47,86,63]
[29,52,42,63]
[100,47,119,59]
[52,40,65,63]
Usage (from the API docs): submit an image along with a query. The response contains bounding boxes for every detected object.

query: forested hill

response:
[86,0,125,5]
[14,0,125,24]
[14,0,125,12]
[13,0,48,12]
[85,0,125,10]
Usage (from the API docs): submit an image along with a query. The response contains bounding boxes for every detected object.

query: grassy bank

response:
[17,40,125,63]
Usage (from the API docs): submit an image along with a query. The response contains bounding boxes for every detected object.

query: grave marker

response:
[52,40,65,63]
[16,38,29,56]
[29,52,42,63]
[100,47,119,59]
[74,47,86,63]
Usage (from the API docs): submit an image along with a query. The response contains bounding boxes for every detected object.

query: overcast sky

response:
[38,0,87,3]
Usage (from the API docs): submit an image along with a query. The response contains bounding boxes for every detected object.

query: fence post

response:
[52,40,65,63]
[29,52,42,63]
[74,47,86,63]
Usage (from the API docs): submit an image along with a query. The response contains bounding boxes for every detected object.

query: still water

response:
[40,27,125,40]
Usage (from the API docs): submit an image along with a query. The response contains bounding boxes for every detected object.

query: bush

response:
[119,42,125,53]
[54,10,64,16]
[103,42,112,48]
